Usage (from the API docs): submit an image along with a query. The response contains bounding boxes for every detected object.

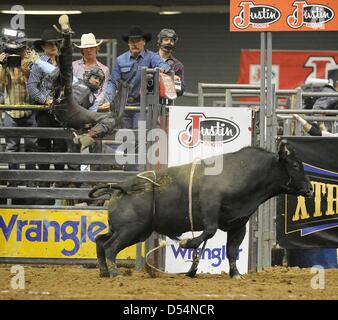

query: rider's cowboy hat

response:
[122,26,152,43]
[74,33,103,48]
[33,29,62,51]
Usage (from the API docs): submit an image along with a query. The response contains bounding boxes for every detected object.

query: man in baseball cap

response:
[157,28,185,96]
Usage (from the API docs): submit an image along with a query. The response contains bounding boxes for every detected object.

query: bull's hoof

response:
[99,270,110,278]
[147,269,158,278]
[106,261,119,277]
[180,238,200,249]
[186,269,197,278]
[109,271,120,278]
[180,238,191,248]
[231,274,244,280]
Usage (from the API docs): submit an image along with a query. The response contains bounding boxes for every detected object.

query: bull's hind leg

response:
[180,224,217,249]
[226,224,246,279]
[104,227,152,277]
[180,202,220,249]
[95,231,115,277]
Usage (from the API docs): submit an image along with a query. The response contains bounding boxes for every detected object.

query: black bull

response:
[89,140,313,278]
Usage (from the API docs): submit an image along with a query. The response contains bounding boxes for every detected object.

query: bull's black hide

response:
[89,140,312,278]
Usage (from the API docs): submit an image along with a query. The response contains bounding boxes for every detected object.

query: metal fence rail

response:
[0,169,135,182]
[276,109,338,136]
[0,152,138,164]
[0,126,139,140]
[197,83,260,107]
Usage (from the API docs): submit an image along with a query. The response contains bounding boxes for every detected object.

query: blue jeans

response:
[122,110,140,129]
[110,110,140,171]
[4,112,37,170]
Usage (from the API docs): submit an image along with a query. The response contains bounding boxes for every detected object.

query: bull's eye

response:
[292,163,300,170]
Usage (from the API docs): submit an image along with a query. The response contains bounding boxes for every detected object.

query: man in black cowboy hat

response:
[28,29,62,107]
[105,25,170,129]
[27,29,67,175]
[33,29,62,53]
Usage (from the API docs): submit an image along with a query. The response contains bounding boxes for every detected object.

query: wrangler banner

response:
[237,50,338,89]
[0,208,137,260]
[277,137,338,248]
[230,0,338,32]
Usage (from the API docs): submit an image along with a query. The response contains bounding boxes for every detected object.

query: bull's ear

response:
[278,139,291,161]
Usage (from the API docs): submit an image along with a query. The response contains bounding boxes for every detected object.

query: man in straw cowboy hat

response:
[105,25,171,129]
[73,33,109,112]
[31,15,124,150]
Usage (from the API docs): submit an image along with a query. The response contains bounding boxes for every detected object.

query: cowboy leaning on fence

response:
[31,15,121,150]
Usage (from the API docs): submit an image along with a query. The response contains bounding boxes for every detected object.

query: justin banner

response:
[168,107,252,166]
[277,137,338,248]
[237,49,338,89]
[166,107,252,274]
[230,0,338,32]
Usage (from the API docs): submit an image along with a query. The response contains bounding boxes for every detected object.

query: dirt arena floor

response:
[0,264,337,300]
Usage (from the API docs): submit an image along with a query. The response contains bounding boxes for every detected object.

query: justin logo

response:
[287,1,334,29]
[233,1,281,29]
[178,113,240,148]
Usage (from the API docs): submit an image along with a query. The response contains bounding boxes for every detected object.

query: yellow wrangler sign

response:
[0,208,137,259]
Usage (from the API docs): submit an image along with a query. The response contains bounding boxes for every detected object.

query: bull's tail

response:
[88,183,126,199]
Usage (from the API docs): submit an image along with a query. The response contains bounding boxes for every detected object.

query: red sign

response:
[237,50,338,89]
[230,0,338,32]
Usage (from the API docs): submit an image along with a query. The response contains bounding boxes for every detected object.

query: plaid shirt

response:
[0,64,32,118]
[27,54,56,105]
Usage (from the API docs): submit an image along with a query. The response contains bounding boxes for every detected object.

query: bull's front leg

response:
[226,224,246,279]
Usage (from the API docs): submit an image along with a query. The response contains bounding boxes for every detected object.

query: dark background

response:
[1,1,338,105]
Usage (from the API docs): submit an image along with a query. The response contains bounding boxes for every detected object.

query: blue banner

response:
[277,137,338,248]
